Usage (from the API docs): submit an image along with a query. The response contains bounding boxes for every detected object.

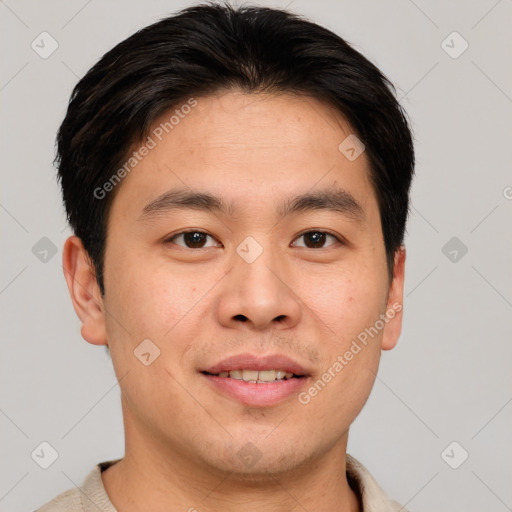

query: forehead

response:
[169,89,357,159]
[110,90,377,223]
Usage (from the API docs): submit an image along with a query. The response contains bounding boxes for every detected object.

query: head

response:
[59,2,414,478]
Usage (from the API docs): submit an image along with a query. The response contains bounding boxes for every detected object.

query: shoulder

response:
[346,454,408,512]
[35,459,121,512]
[36,487,84,512]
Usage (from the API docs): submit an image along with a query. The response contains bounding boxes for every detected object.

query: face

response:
[64,89,405,477]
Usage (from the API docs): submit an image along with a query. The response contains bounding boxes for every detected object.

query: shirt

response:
[35,454,407,511]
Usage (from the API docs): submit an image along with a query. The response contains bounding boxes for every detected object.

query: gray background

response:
[1,0,511,511]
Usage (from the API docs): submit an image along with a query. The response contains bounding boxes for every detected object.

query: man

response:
[38,2,414,510]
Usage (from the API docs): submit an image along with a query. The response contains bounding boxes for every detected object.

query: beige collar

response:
[80,455,405,512]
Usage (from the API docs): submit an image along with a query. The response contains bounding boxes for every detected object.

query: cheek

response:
[307,282,383,425]
[106,248,200,340]
[103,253,203,414]
[318,268,387,407]
[304,270,386,345]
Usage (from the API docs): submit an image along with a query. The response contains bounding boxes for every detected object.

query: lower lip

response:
[201,373,309,407]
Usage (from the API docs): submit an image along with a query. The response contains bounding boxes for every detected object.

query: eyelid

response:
[165,230,221,248]
[291,230,344,248]
[164,229,345,249]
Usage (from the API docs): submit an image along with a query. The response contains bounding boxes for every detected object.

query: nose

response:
[215,240,302,331]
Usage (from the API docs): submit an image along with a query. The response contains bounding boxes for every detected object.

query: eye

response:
[292,230,342,249]
[165,230,220,249]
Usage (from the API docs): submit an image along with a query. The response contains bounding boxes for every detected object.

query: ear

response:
[381,246,406,351]
[62,235,108,346]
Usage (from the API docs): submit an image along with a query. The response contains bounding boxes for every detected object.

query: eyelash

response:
[164,230,344,249]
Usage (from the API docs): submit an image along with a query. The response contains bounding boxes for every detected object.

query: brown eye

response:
[167,231,219,249]
[293,231,340,249]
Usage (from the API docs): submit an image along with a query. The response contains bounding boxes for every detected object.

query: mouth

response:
[201,352,311,377]
[200,353,311,407]
[201,369,306,383]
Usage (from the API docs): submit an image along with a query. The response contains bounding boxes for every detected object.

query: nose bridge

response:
[238,237,282,293]
[217,234,301,330]
[235,235,285,302]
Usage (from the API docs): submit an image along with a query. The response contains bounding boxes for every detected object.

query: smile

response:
[203,369,299,383]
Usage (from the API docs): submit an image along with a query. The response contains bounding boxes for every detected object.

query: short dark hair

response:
[56,1,414,296]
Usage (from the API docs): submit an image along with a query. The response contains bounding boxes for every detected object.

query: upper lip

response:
[201,353,311,376]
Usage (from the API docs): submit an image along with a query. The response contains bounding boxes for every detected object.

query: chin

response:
[199,435,319,480]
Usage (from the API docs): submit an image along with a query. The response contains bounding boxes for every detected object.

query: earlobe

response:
[62,235,108,346]
[381,246,406,351]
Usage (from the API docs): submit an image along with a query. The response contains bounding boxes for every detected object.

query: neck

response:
[101,405,360,512]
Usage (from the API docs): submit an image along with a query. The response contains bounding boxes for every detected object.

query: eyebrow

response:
[138,187,365,223]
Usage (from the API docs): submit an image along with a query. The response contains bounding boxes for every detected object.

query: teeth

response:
[242,369,259,382]
[258,370,277,382]
[215,369,296,382]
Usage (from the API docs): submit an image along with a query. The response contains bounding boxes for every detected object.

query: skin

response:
[63,89,406,512]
